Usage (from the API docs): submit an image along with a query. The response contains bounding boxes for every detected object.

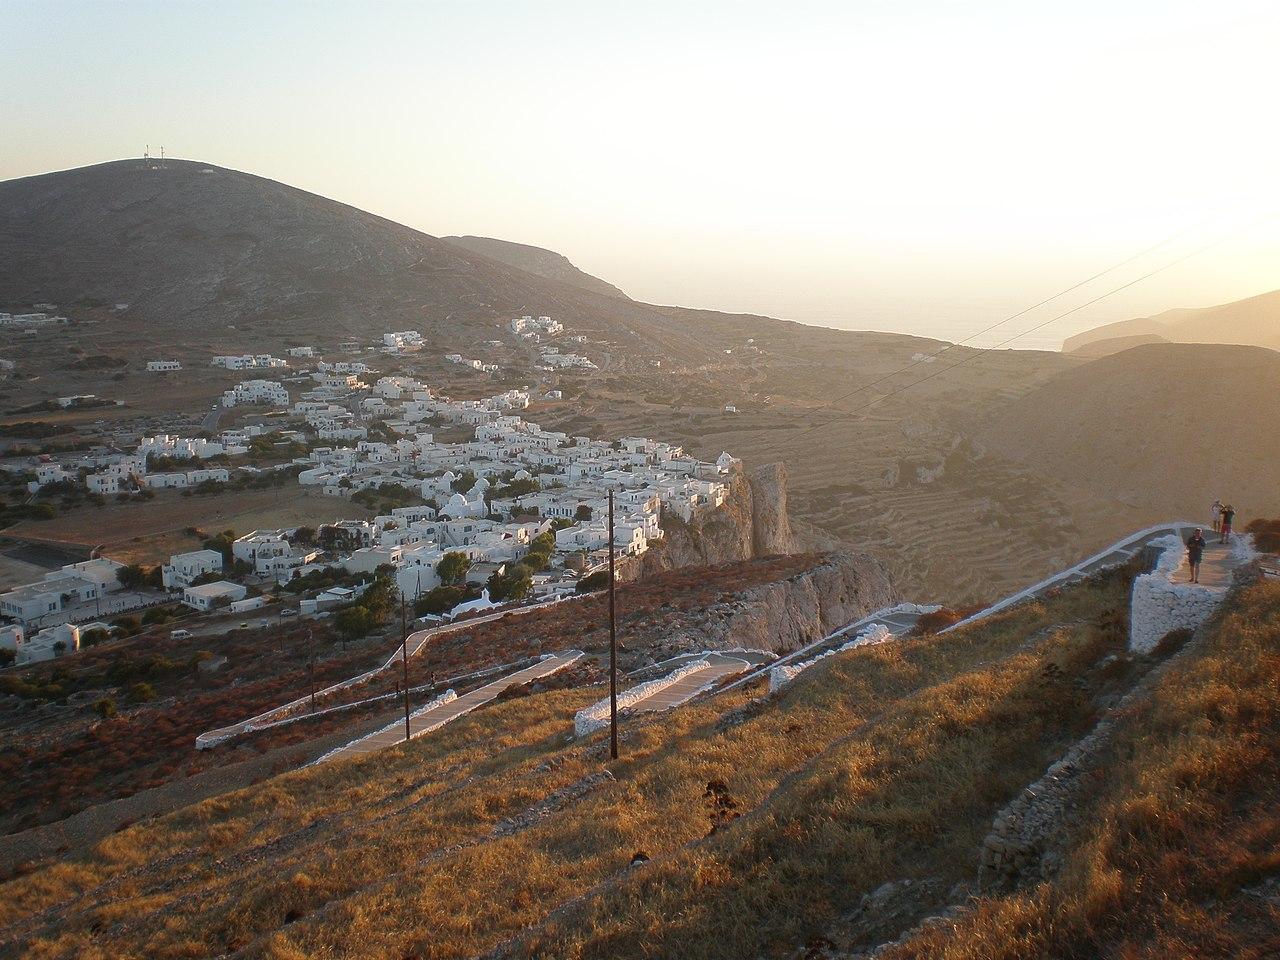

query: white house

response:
[0,559,124,624]
[222,380,289,407]
[182,581,248,611]
[162,549,224,590]
[232,530,294,574]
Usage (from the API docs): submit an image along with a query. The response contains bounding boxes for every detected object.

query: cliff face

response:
[634,462,802,579]
[748,462,797,556]
[630,551,894,657]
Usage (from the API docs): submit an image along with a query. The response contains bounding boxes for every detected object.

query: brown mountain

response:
[0,158,713,360]
[443,235,628,300]
[1064,288,1280,356]
[980,342,1280,520]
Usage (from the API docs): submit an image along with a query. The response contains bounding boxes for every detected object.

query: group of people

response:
[1185,500,1238,585]
[1210,499,1236,542]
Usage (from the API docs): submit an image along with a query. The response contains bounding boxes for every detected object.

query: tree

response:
[333,606,374,642]
[52,640,67,657]
[436,551,471,586]
[0,648,14,668]
[202,529,237,563]
[575,504,593,521]
[415,585,467,616]
[487,567,532,603]
[294,526,316,544]
[116,564,148,590]
[80,628,110,647]
[93,697,117,719]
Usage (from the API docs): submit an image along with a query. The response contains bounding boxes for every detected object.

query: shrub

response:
[576,571,610,593]
[111,616,142,637]
[1244,517,1280,552]
[93,698,117,719]
[126,682,156,704]
[415,585,468,616]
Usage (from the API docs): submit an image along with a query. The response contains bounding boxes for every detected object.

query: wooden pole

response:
[308,628,316,713]
[608,488,618,760]
[401,594,411,742]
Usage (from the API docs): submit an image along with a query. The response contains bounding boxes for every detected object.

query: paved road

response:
[629,653,754,714]
[942,521,1204,632]
[200,404,224,433]
[721,605,931,694]
[722,521,1210,696]
[315,650,584,764]
[1172,534,1237,590]
[195,599,575,748]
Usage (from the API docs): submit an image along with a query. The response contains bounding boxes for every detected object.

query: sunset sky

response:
[4,0,1277,348]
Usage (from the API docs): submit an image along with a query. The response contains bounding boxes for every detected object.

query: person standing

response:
[1186,528,1206,583]
[1220,504,1236,544]
[1211,498,1224,534]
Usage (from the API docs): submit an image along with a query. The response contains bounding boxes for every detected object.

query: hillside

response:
[1064,288,1280,355]
[979,342,1280,520]
[444,235,628,299]
[0,159,713,361]
[4,563,1274,959]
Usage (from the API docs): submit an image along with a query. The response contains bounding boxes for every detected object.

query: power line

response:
[783,217,1220,430]
[791,212,1275,436]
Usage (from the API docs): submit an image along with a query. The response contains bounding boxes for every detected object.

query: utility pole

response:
[608,488,618,760]
[401,594,411,742]
[307,628,317,714]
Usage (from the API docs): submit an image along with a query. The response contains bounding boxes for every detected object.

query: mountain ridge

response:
[1064,288,1280,356]
[443,235,628,300]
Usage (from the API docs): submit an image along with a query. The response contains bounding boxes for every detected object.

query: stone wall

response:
[1128,534,1222,653]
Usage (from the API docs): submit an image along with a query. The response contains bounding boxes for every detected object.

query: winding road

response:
[314,650,585,764]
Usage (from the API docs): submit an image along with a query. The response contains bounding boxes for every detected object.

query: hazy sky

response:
[3,0,1278,348]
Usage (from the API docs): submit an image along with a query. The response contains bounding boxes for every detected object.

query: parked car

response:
[170,628,193,640]
[280,608,299,618]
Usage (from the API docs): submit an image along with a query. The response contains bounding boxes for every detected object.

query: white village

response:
[1,315,735,666]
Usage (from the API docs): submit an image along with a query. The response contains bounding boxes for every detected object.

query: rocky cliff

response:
[634,462,802,578]
[630,551,895,657]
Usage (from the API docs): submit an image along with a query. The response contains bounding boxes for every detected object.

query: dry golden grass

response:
[880,579,1280,960]
[4,570,1144,959]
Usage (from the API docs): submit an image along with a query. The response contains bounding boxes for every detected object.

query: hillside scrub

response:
[2,567,1142,959]
[879,579,1280,960]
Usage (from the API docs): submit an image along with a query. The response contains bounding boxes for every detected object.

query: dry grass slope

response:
[882,579,1280,960]
[3,568,1153,960]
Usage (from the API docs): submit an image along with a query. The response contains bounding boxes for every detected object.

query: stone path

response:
[315,650,584,764]
[1171,534,1236,589]
[629,653,755,713]
[943,521,1207,633]
[722,606,930,694]
[196,600,570,748]
[721,522,1218,697]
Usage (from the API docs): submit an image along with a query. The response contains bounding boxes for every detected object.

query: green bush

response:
[126,682,156,704]
[576,571,610,593]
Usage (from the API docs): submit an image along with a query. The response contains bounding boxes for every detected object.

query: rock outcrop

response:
[638,552,894,656]
[636,462,802,579]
